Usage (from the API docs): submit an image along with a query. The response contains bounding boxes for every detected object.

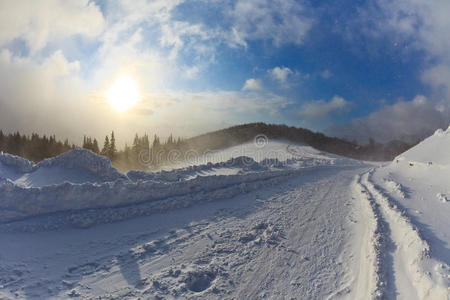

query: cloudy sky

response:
[0,0,449,144]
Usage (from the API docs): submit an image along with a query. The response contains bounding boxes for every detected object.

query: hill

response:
[180,123,415,162]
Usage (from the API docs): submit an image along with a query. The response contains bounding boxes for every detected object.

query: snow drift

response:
[395,125,450,165]
[0,144,359,224]
[0,149,125,187]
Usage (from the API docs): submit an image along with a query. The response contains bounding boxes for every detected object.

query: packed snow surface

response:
[1,137,449,299]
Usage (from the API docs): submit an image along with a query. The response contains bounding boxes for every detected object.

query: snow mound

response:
[0,149,125,187]
[0,152,35,177]
[395,125,450,165]
[36,149,125,182]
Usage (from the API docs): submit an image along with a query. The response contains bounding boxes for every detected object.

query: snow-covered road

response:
[0,166,370,299]
[356,170,449,299]
[2,135,450,299]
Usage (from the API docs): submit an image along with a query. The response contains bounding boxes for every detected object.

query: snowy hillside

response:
[367,126,450,298]
[395,126,450,165]
[0,136,449,299]
[162,140,345,170]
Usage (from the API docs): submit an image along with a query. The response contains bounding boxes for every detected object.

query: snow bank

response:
[368,126,450,297]
[0,144,361,225]
[0,152,35,181]
[0,149,319,223]
[36,149,125,182]
[0,149,125,187]
[127,156,270,183]
[390,124,450,191]
[395,125,450,165]
[0,167,301,223]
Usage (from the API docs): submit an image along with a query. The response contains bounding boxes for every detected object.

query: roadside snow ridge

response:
[396,125,450,165]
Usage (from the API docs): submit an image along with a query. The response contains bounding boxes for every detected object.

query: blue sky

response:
[0,0,449,144]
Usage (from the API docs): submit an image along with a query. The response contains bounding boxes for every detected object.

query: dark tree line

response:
[0,129,183,170]
[0,123,419,171]
[82,136,100,154]
[0,131,75,162]
[80,131,185,171]
[115,133,184,170]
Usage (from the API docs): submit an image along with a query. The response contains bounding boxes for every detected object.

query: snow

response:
[1,135,449,299]
[162,140,345,170]
[0,149,125,188]
[367,126,450,298]
[396,125,450,165]
[0,165,369,299]
[0,142,361,223]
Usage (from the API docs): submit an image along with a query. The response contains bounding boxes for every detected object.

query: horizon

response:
[1,3,449,296]
[0,121,424,151]
[1,1,449,145]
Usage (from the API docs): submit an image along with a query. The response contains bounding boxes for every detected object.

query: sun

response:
[107,76,141,112]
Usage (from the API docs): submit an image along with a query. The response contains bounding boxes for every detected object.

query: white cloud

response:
[326,95,450,143]
[0,44,293,143]
[269,66,293,85]
[242,78,262,91]
[159,21,218,61]
[231,0,312,47]
[0,0,308,144]
[299,96,350,119]
[117,90,292,139]
[229,27,248,49]
[0,49,91,138]
[333,0,450,141]
[184,65,200,79]
[0,0,105,54]
[369,0,450,99]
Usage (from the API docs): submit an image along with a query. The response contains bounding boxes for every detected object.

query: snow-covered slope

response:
[163,140,347,170]
[364,126,450,298]
[396,126,450,165]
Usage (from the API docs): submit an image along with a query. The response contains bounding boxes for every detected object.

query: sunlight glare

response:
[107,76,141,112]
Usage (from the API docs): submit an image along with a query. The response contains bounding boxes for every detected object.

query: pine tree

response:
[152,134,160,150]
[132,134,139,155]
[143,134,150,151]
[109,131,117,160]
[124,143,130,160]
[167,134,173,145]
[0,130,4,151]
[93,138,99,154]
[101,135,110,156]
